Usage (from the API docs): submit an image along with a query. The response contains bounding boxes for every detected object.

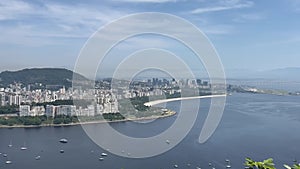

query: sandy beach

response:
[144,94,227,106]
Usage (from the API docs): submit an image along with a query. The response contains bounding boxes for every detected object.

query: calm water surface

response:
[1,93,300,169]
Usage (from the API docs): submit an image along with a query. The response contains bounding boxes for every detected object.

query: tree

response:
[245,158,275,169]
[53,118,63,124]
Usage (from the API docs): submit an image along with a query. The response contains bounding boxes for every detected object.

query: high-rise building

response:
[87,105,95,116]
[57,105,76,116]
[203,81,209,86]
[19,105,30,116]
[196,79,202,85]
[8,95,22,105]
[95,104,103,115]
[30,106,45,116]
[0,94,2,106]
[45,105,56,117]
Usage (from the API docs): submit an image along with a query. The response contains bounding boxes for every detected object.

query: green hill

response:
[0,68,88,88]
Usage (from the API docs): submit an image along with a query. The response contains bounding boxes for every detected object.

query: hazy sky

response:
[0,0,300,75]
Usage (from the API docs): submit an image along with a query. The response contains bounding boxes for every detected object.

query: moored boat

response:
[59,138,68,143]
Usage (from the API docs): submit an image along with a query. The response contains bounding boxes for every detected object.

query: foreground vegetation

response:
[245,158,300,169]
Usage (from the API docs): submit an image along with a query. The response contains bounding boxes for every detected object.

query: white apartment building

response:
[19,105,30,116]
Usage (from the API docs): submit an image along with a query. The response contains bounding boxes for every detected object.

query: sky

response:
[0,0,300,78]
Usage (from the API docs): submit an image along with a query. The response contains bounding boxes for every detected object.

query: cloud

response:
[0,0,126,24]
[112,0,177,3]
[202,25,234,35]
[43,3,125,27]
[0,1,129,45]
[289,0,300,12]
[232,13,265,22]
[0,0,36,20]
[190,0,254,14]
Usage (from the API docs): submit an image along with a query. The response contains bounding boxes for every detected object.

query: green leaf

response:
[263,158,274,165]
[293,164,300,169]
[245,157,276,169]
[262,158,275,169]
[284,164,292,169]
[245,158,256,167]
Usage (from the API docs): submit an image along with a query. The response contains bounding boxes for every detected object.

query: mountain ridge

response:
[0,68,87,88]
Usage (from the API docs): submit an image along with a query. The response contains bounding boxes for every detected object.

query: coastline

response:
[144,94,227,106]
[0,94,225,129]
[0,110,176,129]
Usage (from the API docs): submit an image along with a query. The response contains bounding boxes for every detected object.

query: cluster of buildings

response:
[0,83,119,117]
[0,83,70,106]
[0,78,214,117]
[112,78,212,98]
[19,103,118,117]
[139,78,210,89]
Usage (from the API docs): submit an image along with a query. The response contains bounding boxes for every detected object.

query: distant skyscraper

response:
[196,79,202,85]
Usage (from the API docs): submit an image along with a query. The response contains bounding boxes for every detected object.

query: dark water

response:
[1,93,300,169]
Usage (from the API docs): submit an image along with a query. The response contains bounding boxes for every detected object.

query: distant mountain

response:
[258,67,300,80]
[0,68,88,88]
[226,67,300,81]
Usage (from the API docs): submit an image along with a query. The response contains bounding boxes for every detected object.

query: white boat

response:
[60,150,64,153]
[8,140,12,147]
[101,153,108,156]
[5,160,12,164]
[21,146,27,150]
[35,156,41,160]
[166,140,170,144]
[99,157,104,161]
[226,159,231,168]
[174,164,178,168]
[21,142,27,150]
[59,138,68,143]
[3,153,7,157]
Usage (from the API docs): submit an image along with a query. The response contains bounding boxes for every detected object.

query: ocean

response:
[0,93,300,169]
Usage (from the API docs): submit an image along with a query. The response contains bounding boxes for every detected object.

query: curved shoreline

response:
[0,95,225,129]
[144,94,227,106]
[0,111,176,129]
